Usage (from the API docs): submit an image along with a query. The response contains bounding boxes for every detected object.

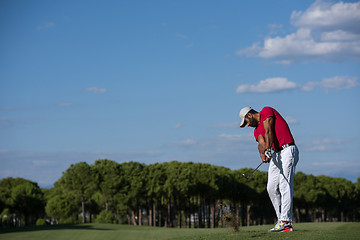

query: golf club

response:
[242,162,264,180]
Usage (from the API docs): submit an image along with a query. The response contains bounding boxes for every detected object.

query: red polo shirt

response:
[254,107,294,150]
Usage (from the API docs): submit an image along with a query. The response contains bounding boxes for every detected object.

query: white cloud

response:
[218,133,252,142]
[182,138,196,145]
[237,0,360,63]
[268,23,284,35]
[306,145,327,152]
[322,76,359,90]
[173,123,183,129]
[312,161,343,167]
[302,76,358,91]
[285,116,299,124]
[170,138,197,147]
[304,138,346,152]
[37,22,55,31]
[85,87,107,94]
[321,30,360,42]
[236,77,298,93]
[291,0,360,33]
[237,76,358,94]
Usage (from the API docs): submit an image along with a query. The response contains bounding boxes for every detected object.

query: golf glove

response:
[265,148,272,160]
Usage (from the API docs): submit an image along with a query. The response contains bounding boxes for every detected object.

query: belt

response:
[275,142,295,153]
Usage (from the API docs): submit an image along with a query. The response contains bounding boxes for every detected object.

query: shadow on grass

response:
[0,224,111,234]
[249,232,267,238]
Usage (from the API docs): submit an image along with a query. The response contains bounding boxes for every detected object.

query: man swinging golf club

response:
[239,106,299,232]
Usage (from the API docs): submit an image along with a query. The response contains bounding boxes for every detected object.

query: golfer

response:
[239,106,299,232]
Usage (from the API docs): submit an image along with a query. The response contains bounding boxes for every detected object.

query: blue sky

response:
[1,0,359,187]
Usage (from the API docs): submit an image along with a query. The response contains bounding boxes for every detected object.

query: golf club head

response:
[241,162,264,180]
[241,173,251,180]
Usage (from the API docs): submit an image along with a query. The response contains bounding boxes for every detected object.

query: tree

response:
[231,169,265,226]
[120,161,147,225]
[317,176,356,222]
[93,159,124,212]
[45,178,81,224]
[146,163,167,227]
[0,177,45,227]
[293,172,326,222]
[45,194,78,224]
[11,182,45,226]
[245,170,271,225]
[58,162,94,223]
[354,178,360,221]
[3,161,359,229]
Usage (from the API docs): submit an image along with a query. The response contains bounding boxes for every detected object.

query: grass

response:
[0,222,359,240]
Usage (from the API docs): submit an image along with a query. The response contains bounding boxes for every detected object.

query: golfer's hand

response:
[264,148,272,162]
[261,155,270,163]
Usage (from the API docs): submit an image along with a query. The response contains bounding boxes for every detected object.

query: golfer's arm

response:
[263,116,275,150]
[257,135,267,162]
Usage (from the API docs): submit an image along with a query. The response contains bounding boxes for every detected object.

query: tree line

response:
[1,160,359,228]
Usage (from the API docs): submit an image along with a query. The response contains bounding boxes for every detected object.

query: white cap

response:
[239,106,252,128]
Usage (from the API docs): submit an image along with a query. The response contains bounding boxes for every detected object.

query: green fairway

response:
[1,222,359,240]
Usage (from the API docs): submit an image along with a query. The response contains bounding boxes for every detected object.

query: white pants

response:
[267,145,299,223]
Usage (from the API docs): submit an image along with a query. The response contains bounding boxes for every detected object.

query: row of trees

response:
[1,160,359,228]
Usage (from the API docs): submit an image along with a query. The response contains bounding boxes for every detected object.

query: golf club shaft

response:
[247,162,264,179]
